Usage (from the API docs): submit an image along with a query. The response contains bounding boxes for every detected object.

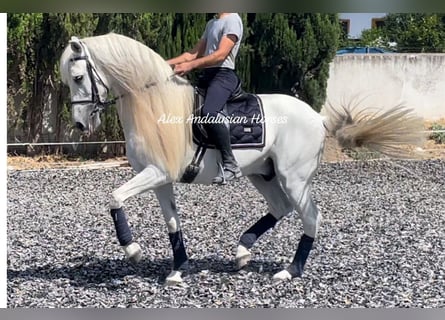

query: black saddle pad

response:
[192,93,266,149]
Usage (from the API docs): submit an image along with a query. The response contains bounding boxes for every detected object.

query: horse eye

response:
[73,75,84,83]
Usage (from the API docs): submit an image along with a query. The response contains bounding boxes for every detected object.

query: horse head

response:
[60,36,111,135]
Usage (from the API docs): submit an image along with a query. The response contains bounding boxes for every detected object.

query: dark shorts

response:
[198,67,240,117]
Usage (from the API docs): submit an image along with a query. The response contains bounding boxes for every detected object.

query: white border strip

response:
[1,13,8,308]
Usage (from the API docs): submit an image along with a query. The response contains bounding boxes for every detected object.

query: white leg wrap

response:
[235,245,252,269]
[165,270,184,286]
[272,269,292,282]
[123,242,142,264]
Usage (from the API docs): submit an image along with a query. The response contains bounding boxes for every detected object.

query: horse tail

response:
[322,101,426,158]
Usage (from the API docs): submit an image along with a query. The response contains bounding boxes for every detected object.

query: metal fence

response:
[6,130,444,148]
[6,129,444,163]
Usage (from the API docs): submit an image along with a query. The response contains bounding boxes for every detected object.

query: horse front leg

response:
[154,183,188,286]
[109,165,169,264]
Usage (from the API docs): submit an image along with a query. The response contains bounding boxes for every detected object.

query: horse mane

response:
[80,33,195,179]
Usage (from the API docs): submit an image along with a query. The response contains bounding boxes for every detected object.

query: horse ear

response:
[70,36,82,53]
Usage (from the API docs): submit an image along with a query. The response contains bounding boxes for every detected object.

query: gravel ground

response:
[7,160,445,308]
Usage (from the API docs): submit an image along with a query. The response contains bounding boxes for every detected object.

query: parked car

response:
[336,46,393,55]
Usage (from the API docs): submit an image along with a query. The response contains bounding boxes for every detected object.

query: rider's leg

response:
[201,68,241,184]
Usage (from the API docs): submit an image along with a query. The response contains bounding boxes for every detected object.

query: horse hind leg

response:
[272,192,319,281]
[272,163,321,282]
[236,174,294,269]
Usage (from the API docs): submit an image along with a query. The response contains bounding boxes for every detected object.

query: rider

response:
[166,13,244,184]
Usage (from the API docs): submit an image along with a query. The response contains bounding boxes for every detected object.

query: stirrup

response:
[212,163,242,185]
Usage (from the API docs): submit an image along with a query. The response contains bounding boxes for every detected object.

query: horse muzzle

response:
[75,121,86,131]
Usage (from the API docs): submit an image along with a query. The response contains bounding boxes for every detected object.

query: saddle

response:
[192,83,266,149]
[180,83,266,183]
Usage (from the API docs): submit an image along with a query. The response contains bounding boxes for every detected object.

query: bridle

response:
[69,43,121,117]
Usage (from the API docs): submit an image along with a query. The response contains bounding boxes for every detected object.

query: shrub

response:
[429,123,445,144]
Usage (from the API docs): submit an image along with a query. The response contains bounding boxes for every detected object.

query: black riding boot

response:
[205,123,242,184]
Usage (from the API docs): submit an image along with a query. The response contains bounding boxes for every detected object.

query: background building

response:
[339,13,387,39]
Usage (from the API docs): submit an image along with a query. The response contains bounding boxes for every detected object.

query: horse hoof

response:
[123,242,142,264]
[235,245,251,269]
[272,269,292,282]
[165,270,184,286]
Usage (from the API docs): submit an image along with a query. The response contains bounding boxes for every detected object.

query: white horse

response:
[60,32,424,285]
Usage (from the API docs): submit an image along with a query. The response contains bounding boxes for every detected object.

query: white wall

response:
[324,53,445,120]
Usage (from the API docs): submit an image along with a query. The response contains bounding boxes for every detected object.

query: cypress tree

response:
[247,13,340,111]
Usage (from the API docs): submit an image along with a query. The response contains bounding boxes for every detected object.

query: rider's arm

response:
[172,34,237,76]
[166,38,206,66]
[188,34,237,69]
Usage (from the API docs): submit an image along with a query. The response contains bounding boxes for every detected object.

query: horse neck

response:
[88,37,196,178]
[113,79,196,179]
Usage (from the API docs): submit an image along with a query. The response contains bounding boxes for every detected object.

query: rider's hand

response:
[173,62,193,77]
